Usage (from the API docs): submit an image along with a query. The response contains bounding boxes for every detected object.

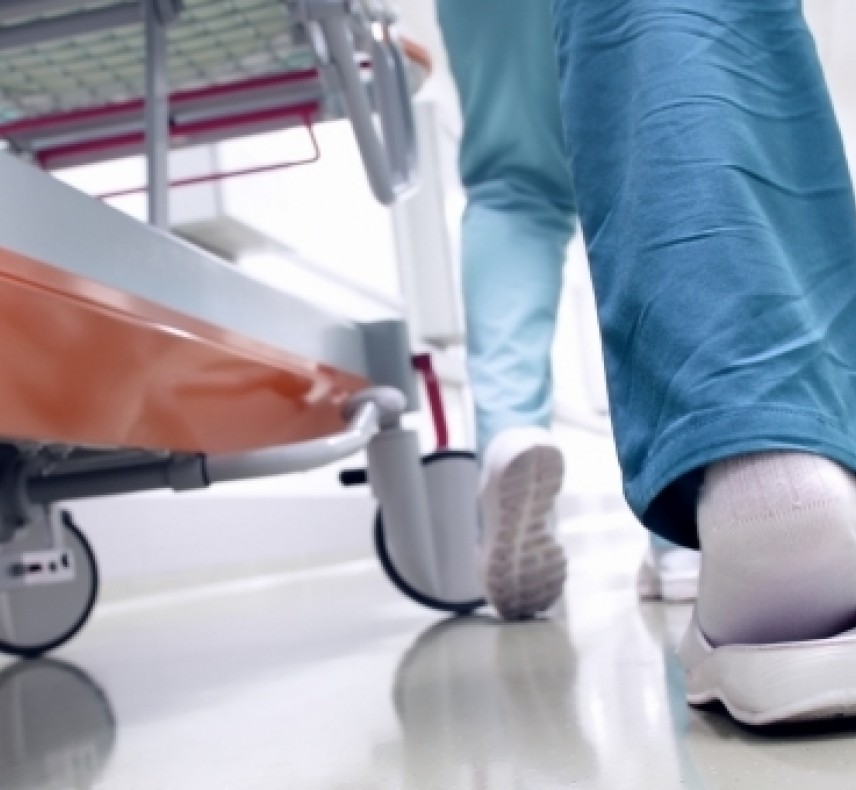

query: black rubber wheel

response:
[0,512,99,660]
[374,450,486,616]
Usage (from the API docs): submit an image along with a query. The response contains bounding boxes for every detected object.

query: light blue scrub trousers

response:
[440,0,856,550]
[438,0,574,454]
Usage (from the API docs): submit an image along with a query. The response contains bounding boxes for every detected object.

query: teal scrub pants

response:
[437,0,575,452]
[440,0,856,549]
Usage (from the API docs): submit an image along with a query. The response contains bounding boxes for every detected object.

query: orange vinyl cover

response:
[0,246,369,455]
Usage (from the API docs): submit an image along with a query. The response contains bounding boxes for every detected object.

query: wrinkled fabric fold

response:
[552,0,856,546]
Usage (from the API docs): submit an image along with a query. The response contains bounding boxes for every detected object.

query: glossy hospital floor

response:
[3,512,856,789]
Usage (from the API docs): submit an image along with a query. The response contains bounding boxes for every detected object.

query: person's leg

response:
[438,0,575,453]
[438,0,575,619]
[552,0,856,561]
[552,0,856,722]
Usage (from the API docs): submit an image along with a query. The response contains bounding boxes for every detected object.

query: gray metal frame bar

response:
[206,398,382,483]
[0,3,141,50]
[25,390,407,504]
[153,0,183,25]
[144,0,170,229]
[295,0,418,205]
[367,19,417,195]
[27,457,205,504]
[320,12,417,204]
[0,0,96,20]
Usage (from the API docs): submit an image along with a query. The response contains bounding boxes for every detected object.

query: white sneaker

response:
[637,545,700,603]
[480,427,566,620]
[680,611,856,725]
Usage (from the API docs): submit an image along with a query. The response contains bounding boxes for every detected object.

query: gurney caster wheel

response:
[0,513,99,659]
[374,451,485,616]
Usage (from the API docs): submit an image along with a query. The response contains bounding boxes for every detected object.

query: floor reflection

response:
[390,615,597,789]
[5,517,856,789]
[0,659,116,790]
[639,600,856,790]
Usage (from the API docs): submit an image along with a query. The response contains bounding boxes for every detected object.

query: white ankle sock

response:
[697,451,856,646]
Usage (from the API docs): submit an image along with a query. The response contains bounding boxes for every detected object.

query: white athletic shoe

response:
[479,427,567,620]
[680,612,856,725]
[637,545,700,603]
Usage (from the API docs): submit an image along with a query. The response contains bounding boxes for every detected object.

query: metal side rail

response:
[25,388,407,506]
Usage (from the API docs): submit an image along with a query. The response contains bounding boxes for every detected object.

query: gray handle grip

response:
[311,3,419,205]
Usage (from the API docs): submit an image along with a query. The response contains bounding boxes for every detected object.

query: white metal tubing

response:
[318,13,416,205]
[368,25,416,186]
[205,401,380,483]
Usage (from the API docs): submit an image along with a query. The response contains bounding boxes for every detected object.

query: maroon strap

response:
[412,353,449,451]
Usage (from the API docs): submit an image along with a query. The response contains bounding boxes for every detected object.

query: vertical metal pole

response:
[144,0,169,229]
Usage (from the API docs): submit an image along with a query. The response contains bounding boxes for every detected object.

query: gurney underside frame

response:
[0,0,486,660]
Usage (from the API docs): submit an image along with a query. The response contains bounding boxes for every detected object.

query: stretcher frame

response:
[0,0,485,658]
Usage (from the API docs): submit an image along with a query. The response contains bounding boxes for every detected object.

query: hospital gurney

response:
[0,0,485,659]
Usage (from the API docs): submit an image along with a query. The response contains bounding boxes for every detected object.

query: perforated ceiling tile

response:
[0,0,314,122]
